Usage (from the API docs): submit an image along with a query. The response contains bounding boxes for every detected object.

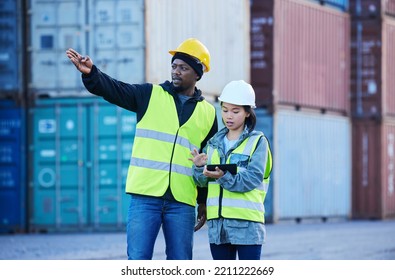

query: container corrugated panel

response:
[349,0,381,19]
[382,120,395,218]
[29,97,136,232]
[307,0,349,11]
[250,0,275,108]
[0,100,26,233]
[29,0,87,97]
[145,0,250,97]
[88,0,145,84]
[352,119,395,219]
[0,0,23,95]
[30,99,89,231]
[89,101,136,229]
[351,120,381,219]
[273,108,351,221]
[350,19,382,119]
[29,0,145,98]
[273,0,350,114]
[384,0,395,16]
[382,18,395,117]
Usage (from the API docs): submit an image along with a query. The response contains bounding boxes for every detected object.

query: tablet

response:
[206,164,237,175]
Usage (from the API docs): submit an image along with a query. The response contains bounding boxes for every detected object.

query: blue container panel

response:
[0,100,26,232]
[33,189,87,227]
[308,0,349,11]
[31,102,89,230]
[31,98,137,231]
[90,103,136,227]
[0,0,21,92]
[94,187,126,226]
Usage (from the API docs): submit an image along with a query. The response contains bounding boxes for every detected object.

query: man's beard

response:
[172,83,185,93]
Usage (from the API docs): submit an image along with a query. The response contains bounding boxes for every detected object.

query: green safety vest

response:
[126,85,216,206]
[206,133,272,223]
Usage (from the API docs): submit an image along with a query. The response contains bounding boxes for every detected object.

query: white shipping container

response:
[29,0,87,96]
[144,0,250,97]
[272,108,352,221]
[29,0,145,97]
[89,0,145,84]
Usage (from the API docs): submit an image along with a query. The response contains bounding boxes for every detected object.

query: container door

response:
[30,101,88,231]
[89,101,136,229]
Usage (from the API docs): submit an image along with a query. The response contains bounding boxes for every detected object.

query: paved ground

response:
[0,218,394,260]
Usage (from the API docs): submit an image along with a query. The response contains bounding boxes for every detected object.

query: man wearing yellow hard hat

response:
[66,38,218,260]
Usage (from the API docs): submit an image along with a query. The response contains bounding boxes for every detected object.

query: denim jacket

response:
[192,126,270,245]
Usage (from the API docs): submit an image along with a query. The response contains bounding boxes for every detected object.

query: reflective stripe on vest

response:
[206,134,272,222]
[126,85,215,206]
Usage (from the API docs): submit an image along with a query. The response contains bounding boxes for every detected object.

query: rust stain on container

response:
[352,119,395,219]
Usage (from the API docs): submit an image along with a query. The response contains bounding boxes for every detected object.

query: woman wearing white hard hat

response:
[190,80,272,260]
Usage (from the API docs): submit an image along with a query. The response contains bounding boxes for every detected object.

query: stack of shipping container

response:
[349,0,395,219]
[250,0,351,222]
[0,0,27,233]
[2,0,394,234]
[26,0,144,232]
[19,0,251,232]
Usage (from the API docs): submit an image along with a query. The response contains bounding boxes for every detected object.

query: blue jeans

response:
[210,243,262,260]
[126,194,196,260]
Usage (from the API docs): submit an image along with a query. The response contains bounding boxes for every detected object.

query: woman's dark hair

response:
[244,105,256,132]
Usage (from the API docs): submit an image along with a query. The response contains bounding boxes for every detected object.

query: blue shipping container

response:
[29,97,136,232]
[0,0,23,93]
[0,100,26,233]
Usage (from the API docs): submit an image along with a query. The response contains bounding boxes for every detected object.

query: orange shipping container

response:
[251,0,350,114]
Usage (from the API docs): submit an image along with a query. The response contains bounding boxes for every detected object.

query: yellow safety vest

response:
[126,85,216,206]
[206,133,272,223]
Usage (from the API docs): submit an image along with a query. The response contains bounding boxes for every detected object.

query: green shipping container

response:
[29,97,136,232]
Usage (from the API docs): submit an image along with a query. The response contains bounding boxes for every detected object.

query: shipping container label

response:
[0,119,20,135]
[40,150,56,158]
[38,168,56,188]
[38,119,56,133]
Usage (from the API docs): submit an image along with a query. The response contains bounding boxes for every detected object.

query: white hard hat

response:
[218,80,256,108]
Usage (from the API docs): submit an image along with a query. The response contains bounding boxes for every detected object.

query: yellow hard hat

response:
[169,38,211,72]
